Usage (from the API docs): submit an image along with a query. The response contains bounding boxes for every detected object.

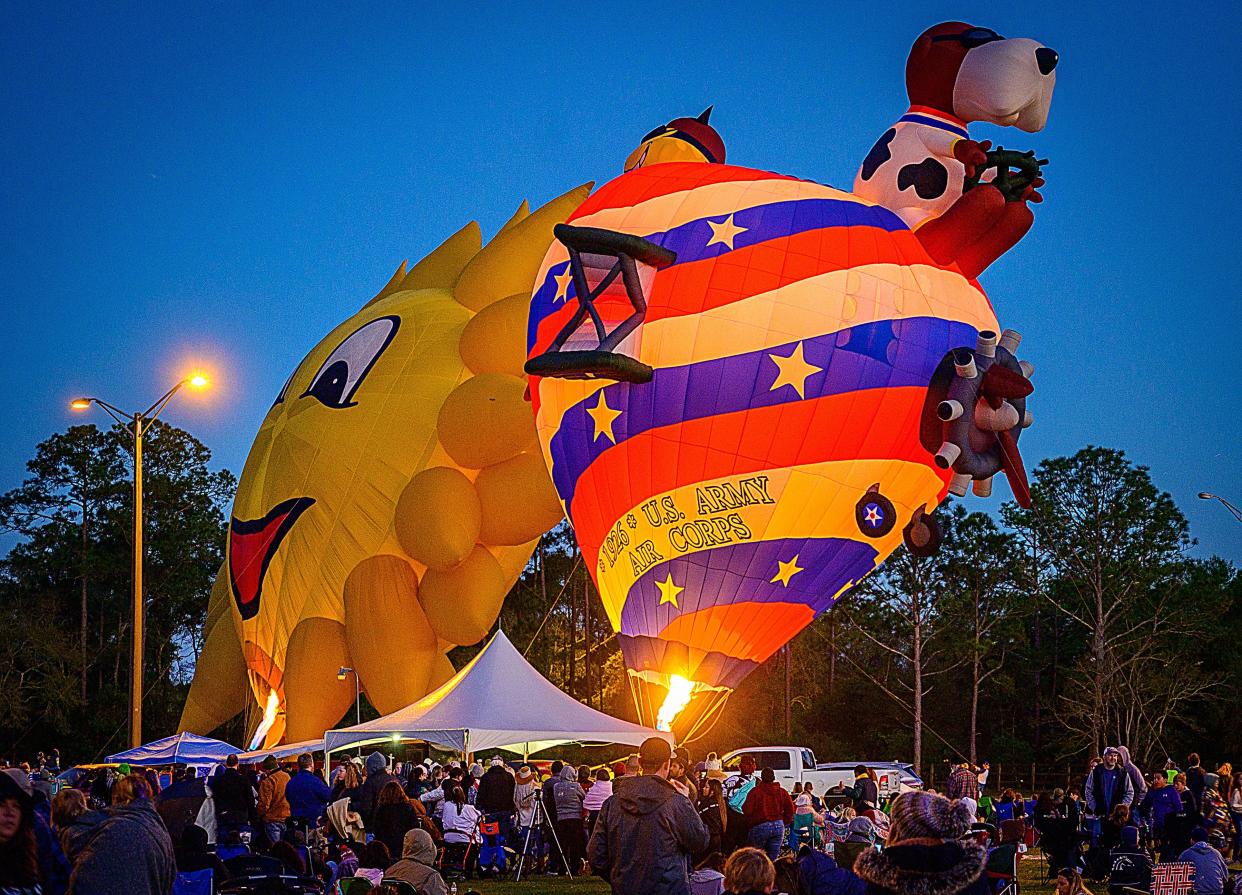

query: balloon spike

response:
[972,476,993,497]
[954,350,978,379]
[934,441,962,470]
[948,472,972,497]
[937,399,964,421]
[998,329,1022,353]
[976,330,998,357]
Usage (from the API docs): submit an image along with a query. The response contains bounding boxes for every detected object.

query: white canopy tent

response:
[236,738,324,764]
[323,630,669,757]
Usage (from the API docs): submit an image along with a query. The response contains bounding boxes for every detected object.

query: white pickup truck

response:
[720,746,922,799]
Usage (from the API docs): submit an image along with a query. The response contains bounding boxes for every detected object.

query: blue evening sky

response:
[3,2,1239,562]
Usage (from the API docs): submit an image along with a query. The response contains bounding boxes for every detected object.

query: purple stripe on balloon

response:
[618,536,879,638]
[527,196,908,353]
[551,317,979,514]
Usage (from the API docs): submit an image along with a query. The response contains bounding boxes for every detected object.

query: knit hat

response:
[469,762,484,778]
[118,763,132,774]
[886,790,973,843]
[846,816,876,842]
[262,756,279,771]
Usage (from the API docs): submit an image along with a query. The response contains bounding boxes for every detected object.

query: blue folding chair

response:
[173,868,213,895]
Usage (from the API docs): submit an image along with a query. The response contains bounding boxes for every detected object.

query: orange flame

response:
[656,675,695,731]
[248,690,281,749]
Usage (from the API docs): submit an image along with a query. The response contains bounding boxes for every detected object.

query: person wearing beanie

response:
[854,791,989,895]
[1085,748,1133,817]
[255,756,291,845]
[1107,824,1152,895]
[1177,827,1228,895]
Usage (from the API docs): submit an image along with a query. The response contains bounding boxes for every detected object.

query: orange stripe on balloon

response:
[656,601,815,665]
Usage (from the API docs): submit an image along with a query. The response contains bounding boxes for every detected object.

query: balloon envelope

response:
[528,162,999,735]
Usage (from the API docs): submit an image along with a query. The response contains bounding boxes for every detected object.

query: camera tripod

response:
[513,790,571,882]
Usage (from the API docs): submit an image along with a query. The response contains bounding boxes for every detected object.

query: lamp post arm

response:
[139,380,187,433]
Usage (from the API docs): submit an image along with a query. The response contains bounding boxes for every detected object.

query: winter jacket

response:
[1187,766,1207,801]
[58,809,106,864]
[541,774,560,823]
[475,765,516,814]
[514,780,538,827]
[849,777,880,808]
[32,801,70,895]
[854,838,990,895]
[1139,785,1182,833]
[798,847,867,895]
[156,777,206,845]
[1115,747,1147,807]
[210,768,255,824]
[66,799,176,895]
[584,779,614,813]
[1107,846,1152,893]
[1086,765,1133,815]
[285,769,332,821]
[946,767,979,801]
[442,800,481,844]
[743,781,795,826]
[1177,841,1229,895]
[588,774,710,895]
[372,800,421,861]
[384,828,449,895]
[256,769,291,822]
[355,753,397,825]
[553,765,586,820]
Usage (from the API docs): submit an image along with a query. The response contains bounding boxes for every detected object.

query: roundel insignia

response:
[855,489,896,538]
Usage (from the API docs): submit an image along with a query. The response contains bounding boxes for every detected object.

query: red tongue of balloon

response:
[979,364,1034,409]
[995,429,1031,508]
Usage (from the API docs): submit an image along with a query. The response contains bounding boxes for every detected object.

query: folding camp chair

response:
[1148,862,1195,895]
[173,869,214,895]
[986,843,1021,895]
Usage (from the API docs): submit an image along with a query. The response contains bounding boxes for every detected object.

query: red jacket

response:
[742,781,794,825]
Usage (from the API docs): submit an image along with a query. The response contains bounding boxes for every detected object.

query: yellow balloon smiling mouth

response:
[228,497,315,620]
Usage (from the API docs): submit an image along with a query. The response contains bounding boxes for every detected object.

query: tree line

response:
[1,422,1237,782]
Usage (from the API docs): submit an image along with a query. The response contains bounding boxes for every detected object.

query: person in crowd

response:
[442,785,481,846]
[742,767,794,861]
[371,780,420,862]
[723,755,758,854]
[584,768,614,837]
[0,768,43,895]
[466,762,484,805]
[1034,790,1076,872]
[1169,773,1201,854]
[475,756,516,846]
[792,792,825,848]
[723,846,776,895]
[625,754,642,777]
[270,839,307,877]
[175,824,230,882]
[66,774,175,895]
[155,764,206,846]
[356,751,396,826]
[670,749,695,795]
[553,761,587,875]
[804,781,823,814]
[1227,771,1242,859]
[1086,748,1134,817]
[1187,754,1207,801]
[9,767,69,895]
[1107,825,1151,895]
[330,758,363,805]
[541,760,564,874]
[353,839,391,886]
[1177,827,1228,895]
[947,761,979,801]
[697,777,727,856]
[255,756,291,845]
[1139,771,1183,857]
[690,851,727,895]
[1099,803,1133,852]
[1199,773,1231,844]
[50,788,103,865]
[385,827,449,895]
[588,735,709,895]
[212,754,256,837]
[513,764,540,857]
[977,762,991,795]
[796,843,866,895]
[854,791,988,895]
[848,765,880,812]
[403,763,428,799]
[1115,747,1147,808]
[1055,869,1095,895]
[285,753,331,826]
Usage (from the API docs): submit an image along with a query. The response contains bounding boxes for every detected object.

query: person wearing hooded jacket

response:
[385,828,449,895]
[66,775,176,895]
[355,751,396,827]
[1115,746,1147,809]
[853,791,990,895]
[553,763,587,875]
[589,736,710,895]
[742,768,794,860]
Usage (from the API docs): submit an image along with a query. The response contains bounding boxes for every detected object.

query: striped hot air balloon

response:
[526,161,1003,738]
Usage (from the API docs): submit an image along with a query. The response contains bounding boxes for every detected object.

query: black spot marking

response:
[897,157,948,200]
[860,129,896,181]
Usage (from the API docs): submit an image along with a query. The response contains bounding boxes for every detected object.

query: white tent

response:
[237,738,324,764]
[323,630,669,756]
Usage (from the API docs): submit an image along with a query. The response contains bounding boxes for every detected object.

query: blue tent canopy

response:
[106,732,239,767]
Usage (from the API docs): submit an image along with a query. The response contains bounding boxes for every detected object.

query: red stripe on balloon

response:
[568,163,801,222]
[569,386,947,565]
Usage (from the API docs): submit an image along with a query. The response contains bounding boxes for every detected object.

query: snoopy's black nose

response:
[1036,47,1059,75]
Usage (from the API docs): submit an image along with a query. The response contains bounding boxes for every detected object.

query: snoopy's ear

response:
[697,106,714,123]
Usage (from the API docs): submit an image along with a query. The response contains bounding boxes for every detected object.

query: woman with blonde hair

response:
[723,846,775,895]
[1055,868,1094,895]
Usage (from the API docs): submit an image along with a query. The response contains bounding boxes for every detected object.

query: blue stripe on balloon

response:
[549,316,979,513]
[618,536,879,638]
[526,196,909,353]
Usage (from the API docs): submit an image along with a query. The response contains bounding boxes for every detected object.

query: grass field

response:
[453,848,1060,895]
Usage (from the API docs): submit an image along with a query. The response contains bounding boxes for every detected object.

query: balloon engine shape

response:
[526,23,1052,738]
[180,185,590,747]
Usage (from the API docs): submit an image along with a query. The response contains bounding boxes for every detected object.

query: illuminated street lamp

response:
[338,666,361,724]
[1198,492,1242,525]
[71,373,210,747]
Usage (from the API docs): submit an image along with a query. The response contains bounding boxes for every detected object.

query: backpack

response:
[725,776,756,813]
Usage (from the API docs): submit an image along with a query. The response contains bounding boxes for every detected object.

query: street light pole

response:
[1198,492,1242,526]
[72,374,209,748]
[338,666,360,724]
